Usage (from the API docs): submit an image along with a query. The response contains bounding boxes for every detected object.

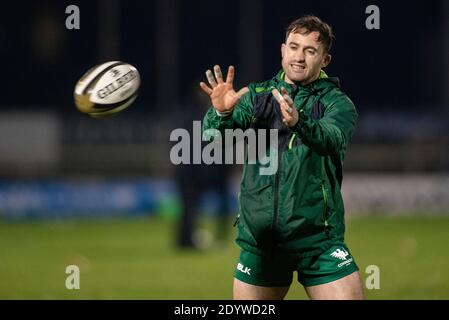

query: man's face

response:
[281,30,331,85]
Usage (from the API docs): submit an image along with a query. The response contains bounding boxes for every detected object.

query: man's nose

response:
[294,50,305,62]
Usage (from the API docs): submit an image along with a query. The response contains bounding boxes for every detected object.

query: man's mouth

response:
[291,64,305,72]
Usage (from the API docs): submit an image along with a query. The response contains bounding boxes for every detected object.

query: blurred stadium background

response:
[0,0,448,299]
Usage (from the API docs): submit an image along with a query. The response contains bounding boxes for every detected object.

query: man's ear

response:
[281,43,285,58]
[322,53,332,68]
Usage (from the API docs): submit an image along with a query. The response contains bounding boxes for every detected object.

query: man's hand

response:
[200,65,249,114]
[272,87,299,127]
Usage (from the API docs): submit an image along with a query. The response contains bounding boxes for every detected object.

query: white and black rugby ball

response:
[74,61,140,118]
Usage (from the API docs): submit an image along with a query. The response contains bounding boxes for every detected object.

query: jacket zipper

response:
[273,171,280,231]
[272,150,282,231]
[273,84,297,232]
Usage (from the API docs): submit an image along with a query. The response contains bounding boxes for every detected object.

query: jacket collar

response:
[275,69,340,96]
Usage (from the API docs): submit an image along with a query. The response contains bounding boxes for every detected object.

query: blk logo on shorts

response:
[237,263,251,276]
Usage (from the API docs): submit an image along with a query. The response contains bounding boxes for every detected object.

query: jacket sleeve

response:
[292,91,358,156]
[201,89,254,140]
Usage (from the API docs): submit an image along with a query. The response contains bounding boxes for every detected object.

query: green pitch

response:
[0,215,448,299]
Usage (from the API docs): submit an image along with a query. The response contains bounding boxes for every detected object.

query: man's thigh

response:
[233,249,293,299]
[298,242,364,300]
[305,271,365,300]
[233,278,290,300]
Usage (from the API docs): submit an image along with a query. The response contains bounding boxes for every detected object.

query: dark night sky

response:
[0,0,445,111]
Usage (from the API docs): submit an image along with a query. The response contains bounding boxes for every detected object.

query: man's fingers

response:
[279,100,290,118]
[280,87,288,96]
[271,88,285,104]
[226,65,235,84]
[214,65,224,84]
[272,88,289,114]
[206,70,217,88]
[236,86,249,98]
[272,89,293,119]
[274,88,298,127]
[280,87,294,106]
[282,102,293,117]
[199,82,213,95]
[273,88,295,113]
[283,94,294,106]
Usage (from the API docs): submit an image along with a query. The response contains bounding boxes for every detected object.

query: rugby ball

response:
[74,61,140,118]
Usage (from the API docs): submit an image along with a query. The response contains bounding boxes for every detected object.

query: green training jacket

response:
[202,70,358,257]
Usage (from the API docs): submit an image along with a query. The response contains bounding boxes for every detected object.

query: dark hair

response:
[285,15,334,53]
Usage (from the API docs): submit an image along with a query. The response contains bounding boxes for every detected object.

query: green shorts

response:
[234,242,359,287]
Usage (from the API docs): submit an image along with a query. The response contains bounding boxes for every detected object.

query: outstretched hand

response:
[199,65,249,113]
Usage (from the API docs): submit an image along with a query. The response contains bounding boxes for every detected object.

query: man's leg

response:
[233,278,290,300]
[305,271,365,300]
[176,176,202,248]
[233,249,293,300]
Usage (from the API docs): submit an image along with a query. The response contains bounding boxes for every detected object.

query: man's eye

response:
[290,46,298,50]
[307,50,316,54]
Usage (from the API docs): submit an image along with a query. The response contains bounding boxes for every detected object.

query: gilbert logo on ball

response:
[74,61,140,118]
